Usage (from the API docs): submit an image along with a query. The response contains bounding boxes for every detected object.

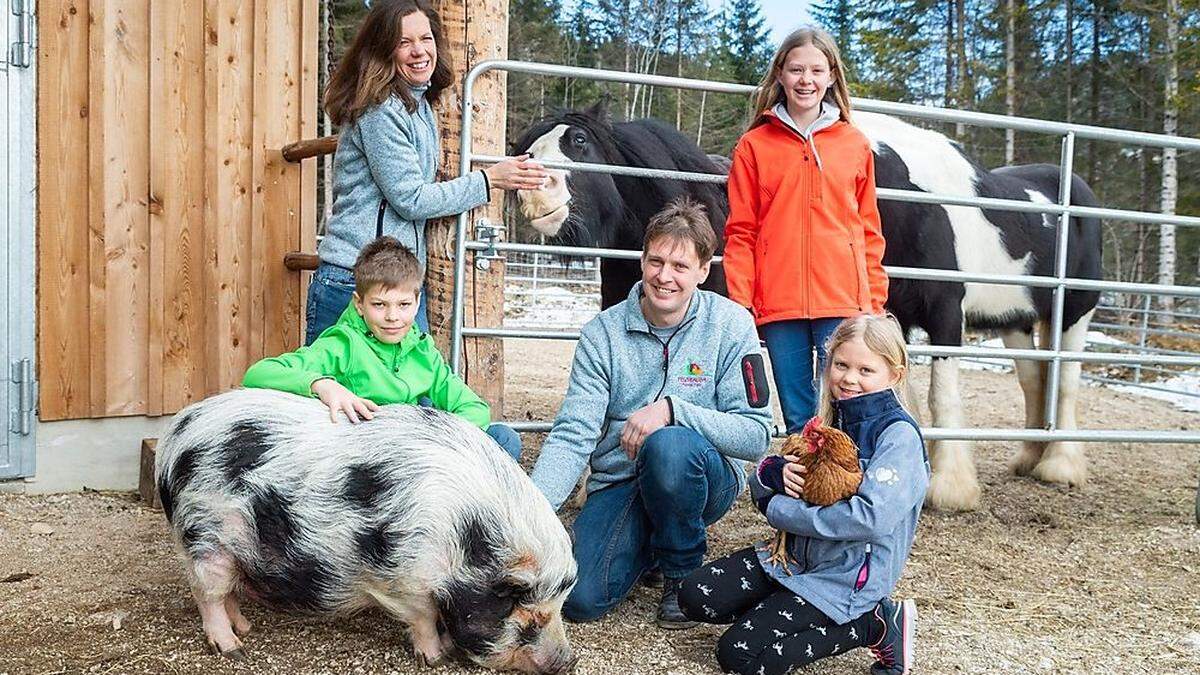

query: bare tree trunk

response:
[945,0,955,130]
[1064,0,1073,122]
[1158,0,1179,316]
[1088,1,1101,184]
[955,0,967,137]
[1005,0,1016,163]
[675,0,684,129]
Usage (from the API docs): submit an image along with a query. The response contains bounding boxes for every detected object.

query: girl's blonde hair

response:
[815,313,911,423]
[324,0,454,126]
[749,26,853,131]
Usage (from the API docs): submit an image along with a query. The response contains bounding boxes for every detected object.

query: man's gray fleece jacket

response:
[531,283,774,510]
[318,88,489,270]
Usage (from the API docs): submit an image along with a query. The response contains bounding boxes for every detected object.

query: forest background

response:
[324,0,1200,305]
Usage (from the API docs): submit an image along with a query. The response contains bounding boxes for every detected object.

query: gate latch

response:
[474,219,507,271]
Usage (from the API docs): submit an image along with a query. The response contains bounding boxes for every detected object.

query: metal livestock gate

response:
[446,61,1200,518]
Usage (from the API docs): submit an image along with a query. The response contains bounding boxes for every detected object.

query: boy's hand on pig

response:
[310,378,380,424]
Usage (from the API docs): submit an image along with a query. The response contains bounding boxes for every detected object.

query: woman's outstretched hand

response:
[484,154,549,191]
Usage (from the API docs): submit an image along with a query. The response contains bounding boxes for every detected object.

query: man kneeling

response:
[531,198,772,627]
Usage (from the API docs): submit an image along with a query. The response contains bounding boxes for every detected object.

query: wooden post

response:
[138,438,161,509]
[426,0,508,414]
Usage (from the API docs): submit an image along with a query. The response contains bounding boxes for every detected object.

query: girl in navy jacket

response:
[680,314,929,675]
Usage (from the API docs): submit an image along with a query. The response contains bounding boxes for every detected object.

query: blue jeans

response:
[760,318,845,434]
[485,423,522,463]
[563,426,740,623]
[305,263,429,346]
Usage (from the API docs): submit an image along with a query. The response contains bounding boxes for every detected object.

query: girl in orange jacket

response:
[724,26,887,433]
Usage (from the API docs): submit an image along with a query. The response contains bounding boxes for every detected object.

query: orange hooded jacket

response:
[723,108,887,325]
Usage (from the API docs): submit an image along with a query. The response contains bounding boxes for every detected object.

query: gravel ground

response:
[2,338,1199,675]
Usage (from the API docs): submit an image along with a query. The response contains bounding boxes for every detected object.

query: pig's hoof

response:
[221,647,249,661]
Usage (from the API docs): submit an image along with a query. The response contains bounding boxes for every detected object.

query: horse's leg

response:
[925,356,980,510]
[922,291,980,511]
[1031,309,1092,487]
[1001,326,1046,475]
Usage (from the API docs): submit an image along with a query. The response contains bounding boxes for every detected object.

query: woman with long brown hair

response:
[309,0,545,343]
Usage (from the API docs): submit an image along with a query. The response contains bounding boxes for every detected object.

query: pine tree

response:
[810,0,862,80]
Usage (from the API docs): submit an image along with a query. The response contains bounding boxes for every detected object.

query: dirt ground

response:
[3,338,1199,675]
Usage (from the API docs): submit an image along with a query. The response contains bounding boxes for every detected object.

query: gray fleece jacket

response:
[530,283,774,511]
[318,87,489,270]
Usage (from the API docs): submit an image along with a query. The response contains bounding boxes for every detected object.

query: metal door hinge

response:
[8,0,34,69]
[10,358,35,435]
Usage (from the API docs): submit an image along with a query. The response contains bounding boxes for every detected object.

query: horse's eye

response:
[571,133,587,147]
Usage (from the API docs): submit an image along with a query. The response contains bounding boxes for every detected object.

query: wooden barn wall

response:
[37,0,318,420]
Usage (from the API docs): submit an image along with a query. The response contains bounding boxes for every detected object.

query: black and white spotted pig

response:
[154,388,577,673]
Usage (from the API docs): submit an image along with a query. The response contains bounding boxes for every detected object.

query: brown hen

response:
[764,416,863,573]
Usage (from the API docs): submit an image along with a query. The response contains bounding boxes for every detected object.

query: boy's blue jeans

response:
[485,423,523,463]
[305,263,429,345]
[563,426,740,623]
[760,318,845,434]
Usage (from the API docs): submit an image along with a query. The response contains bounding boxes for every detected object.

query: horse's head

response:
[511,102,624,247]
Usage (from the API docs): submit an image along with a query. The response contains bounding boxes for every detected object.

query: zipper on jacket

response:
[854,543,872,591]
[650,316,694,401]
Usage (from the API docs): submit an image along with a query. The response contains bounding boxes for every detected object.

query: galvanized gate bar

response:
[1044,132,1077,429]
[472,153,1200,229]
[451,59,1200,446]
[505,420,1200,443]
[464,242,1200,298]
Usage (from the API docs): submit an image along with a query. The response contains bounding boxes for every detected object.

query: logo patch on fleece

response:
[872,467,901,486]
[676,359,712,388]
[741,353,770,408]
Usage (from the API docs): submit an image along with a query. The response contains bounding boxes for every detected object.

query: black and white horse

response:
[512,106,1102,512]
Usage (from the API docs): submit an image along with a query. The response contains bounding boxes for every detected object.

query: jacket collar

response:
[767,101,841,170]
[771,100,841,137]
[623,281,702,333]
[336,303,422,358]
[832,388,905,425]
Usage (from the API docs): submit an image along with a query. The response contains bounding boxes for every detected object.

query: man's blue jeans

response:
[563,426,740,623]
[305,263,429,345]
[485,423,523,463]
[760,318,845,434]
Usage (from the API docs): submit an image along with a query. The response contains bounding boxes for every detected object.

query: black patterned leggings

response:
[678,547,879,675]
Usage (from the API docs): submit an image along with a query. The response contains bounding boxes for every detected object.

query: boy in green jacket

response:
[242,236,522,461]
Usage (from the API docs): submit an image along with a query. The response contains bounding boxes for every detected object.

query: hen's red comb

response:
[802,416,824,435]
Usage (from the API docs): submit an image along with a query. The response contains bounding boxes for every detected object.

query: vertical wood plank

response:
[204,0,256,393]
[36,0,92,420]
[150,0,208,414]
[254,0,304,359]
[298,0,319,349]
[89,0,151,416]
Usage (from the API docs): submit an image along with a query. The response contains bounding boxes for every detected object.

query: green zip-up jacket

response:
[242,304,490,428]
